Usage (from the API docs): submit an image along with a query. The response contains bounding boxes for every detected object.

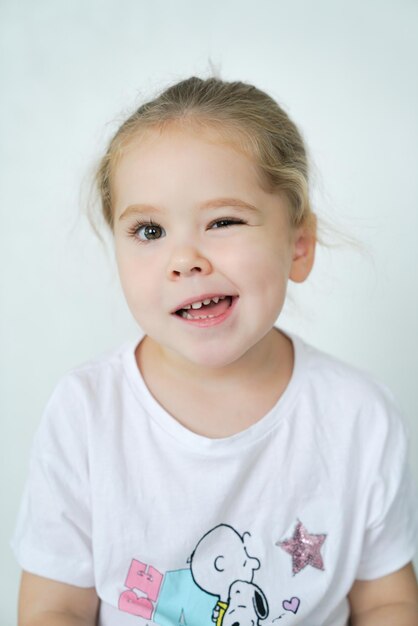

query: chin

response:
[178,341,253,370]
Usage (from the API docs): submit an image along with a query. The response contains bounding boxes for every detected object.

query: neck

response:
[137,327,293,392]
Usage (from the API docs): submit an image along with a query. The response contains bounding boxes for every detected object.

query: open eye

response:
[128,220,166,241]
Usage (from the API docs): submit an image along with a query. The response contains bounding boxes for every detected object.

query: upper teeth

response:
[183,296,225,310]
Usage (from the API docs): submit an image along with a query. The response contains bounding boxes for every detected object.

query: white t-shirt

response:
[12,330,418,626]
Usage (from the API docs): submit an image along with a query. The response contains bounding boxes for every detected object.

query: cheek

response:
[235,245,291,291]
[115,251,156,303]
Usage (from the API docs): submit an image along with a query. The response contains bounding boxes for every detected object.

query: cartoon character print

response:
[189,524,269,626]
[118,519,327,623]
[223,580,269,626]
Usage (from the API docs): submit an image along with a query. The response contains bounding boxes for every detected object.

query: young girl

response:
[12,77,418,626]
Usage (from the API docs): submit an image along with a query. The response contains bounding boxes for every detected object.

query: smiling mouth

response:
[174,295,234,320]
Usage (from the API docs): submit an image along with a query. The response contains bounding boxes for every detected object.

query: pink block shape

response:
[124,559,163,602]
[119,590,154,619]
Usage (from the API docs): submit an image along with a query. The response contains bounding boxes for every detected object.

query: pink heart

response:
[282,596,300,614]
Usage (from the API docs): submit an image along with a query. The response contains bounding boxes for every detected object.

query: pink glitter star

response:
[277,521,327,575]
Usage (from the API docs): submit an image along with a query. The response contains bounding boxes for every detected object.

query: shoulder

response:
[296,333,400,406]
[50,338,138,400]
[291,332,408,449]
[288,334,414,521]
[299,334,389,392]
[36,338,141,444]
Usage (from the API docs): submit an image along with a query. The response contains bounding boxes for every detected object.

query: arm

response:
[348,562,418,626]
[18,571,100,626]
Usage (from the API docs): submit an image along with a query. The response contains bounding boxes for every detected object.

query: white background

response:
[1,0,417,622]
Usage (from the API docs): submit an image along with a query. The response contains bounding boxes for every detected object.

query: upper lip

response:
[171,293,236,313]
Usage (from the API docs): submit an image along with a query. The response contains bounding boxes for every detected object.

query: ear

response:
[214,555,225,572]
[252,587,269,619]
[289,220,316,284]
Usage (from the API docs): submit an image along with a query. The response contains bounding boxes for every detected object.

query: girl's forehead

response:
[113,128,255,183]
[110,123,283,220]
[116,122,255,166]
[115,129,271,202]
[112,130,270,212]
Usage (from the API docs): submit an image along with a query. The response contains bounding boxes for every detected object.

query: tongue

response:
[186,297,231,318]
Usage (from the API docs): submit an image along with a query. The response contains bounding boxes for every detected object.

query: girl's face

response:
[113,128,314,370]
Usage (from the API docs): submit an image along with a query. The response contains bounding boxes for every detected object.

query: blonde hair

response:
[95,76,316,235]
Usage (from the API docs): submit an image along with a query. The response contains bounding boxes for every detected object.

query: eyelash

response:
[126,219,161,242]
[127,217,247,243]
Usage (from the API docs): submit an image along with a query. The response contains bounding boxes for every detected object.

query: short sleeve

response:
[356,390,418,580]
[11,376,95,587]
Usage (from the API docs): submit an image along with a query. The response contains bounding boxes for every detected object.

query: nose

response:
[251,556,261,571]
[167,245,212,280]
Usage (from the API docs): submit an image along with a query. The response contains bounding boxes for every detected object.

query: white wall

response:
[1,0,417,622]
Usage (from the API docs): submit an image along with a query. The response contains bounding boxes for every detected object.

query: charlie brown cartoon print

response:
[189,524,269,625]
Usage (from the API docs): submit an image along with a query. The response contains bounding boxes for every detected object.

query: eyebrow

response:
[118,197,260,221]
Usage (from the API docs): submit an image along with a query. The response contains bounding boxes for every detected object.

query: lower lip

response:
[173,296,239,328]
